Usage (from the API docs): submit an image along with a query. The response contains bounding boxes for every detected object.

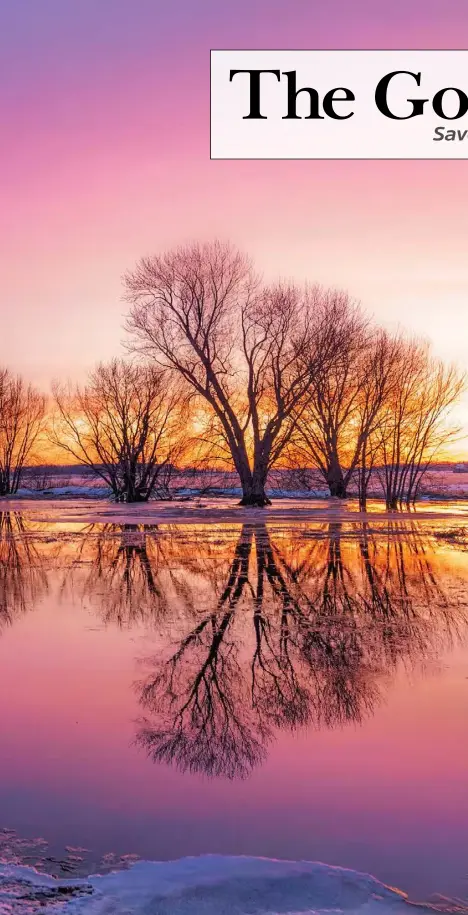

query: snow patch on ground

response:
[11,466,468,503]
[14,486,110,499]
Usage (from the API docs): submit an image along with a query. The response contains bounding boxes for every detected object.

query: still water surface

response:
[0,510,467,901]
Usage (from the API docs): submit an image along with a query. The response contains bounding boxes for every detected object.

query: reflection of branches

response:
[74,524,169,626]
[61,522,258,629]
[137,528,269,778]
[136,522,468,780]
[0,513,49,629]
[249,529,312,731]
[6,512,465,783]
[61,523,211,627]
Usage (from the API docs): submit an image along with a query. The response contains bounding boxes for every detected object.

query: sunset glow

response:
[1,3,467,425]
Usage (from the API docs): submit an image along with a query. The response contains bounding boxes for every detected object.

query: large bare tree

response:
[0,369,46,496]
[124,241,332,506]
[52,359,188,502]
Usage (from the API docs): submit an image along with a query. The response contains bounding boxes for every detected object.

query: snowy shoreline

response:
[1,853,462,915]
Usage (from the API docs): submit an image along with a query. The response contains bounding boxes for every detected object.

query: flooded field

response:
[0,501,467,911]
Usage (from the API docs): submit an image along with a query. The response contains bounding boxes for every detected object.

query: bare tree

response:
[289,311,463,508]
[124,241,332,506]
[289,295,382,499]
[353,331,402,507]
[373,341,465,508]
[51,359,188,502]
[0,369,46,496]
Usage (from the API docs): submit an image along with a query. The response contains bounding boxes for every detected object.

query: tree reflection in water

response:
[63,523,175,626]
[1,515,467,781]
[131,521,468,780]
[62,522,241,627]
[0,512,49,629]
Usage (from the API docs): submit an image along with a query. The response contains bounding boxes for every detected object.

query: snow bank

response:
[0,854,461,915]
[14,485,110,499]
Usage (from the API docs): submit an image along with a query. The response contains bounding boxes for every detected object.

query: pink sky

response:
[1,0,468,441]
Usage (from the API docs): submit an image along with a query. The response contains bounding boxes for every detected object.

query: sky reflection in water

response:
[0,511,467,900]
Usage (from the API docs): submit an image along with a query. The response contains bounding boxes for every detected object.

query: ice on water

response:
[2,854,464,915]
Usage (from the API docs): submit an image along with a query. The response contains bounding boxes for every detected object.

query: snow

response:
[14,486,110,499]
[11,485,331,502]
[0,854,449,915]
[8,466,468,507]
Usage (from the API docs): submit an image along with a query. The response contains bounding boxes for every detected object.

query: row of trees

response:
[0,241,464,506]
[292,312,463,506]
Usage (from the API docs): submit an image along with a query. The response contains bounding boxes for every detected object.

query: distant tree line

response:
[0,241,464,506]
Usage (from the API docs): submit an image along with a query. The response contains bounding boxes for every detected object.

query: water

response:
[0,508,467,910]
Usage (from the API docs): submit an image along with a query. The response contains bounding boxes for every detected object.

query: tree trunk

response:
[239,490,272,506]
[326,456,347,498]
[115,477,149,503]
[129,491,149,503]
[238,468,271,507]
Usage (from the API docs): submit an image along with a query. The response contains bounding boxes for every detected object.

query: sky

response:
[1,0,468,448]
